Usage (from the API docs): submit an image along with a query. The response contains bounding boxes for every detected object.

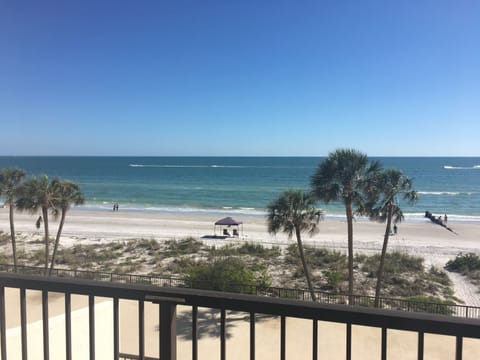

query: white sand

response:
[1,208,480,359]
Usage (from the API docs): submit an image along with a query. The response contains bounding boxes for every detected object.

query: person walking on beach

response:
[36,215,43,229]
[393,224,398,235]
[113,203,119,211]
[444,213,448,224]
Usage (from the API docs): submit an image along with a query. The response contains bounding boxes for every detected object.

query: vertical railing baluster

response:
[0,287,6,360]
[220,309,226,360]
[139,300,145,360]
[381,327,387,360]
[89,295,95,360]
[346,323,352,360]
[192,306,198,360]
[250,312,255,360]
[455,336,462,360]
[312,319,318,360]
[20,289,27,360]
[159,302,177,360]
[280,316,286,360]
[65,293,72,360]
[417,331,424,360]
[114,298,119,360]
[42,290,49,360]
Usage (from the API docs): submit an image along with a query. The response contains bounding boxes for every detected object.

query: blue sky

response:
[1,1,479,156]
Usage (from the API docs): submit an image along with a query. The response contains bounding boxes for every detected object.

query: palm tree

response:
[267,189,323,301]
[0,168,26,271]
[366,168,417,307]
[49,179,84,275]
[311,148,381,304]
[16,175,56,274]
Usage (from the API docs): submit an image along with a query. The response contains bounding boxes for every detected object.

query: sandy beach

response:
[1,208,480,358]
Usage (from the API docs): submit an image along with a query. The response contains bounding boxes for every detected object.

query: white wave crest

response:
[129,164,245,168]
[418,191,459,195]
[129,164,209,168]
[418,191,476,196]
[444,165,480,170]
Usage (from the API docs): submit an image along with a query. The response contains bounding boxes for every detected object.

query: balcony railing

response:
[1,271,480,359]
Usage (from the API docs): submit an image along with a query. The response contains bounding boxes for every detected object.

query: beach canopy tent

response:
[214,217,243,237]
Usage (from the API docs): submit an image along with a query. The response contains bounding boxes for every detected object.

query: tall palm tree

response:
[267,189,323,301]
[49,179,84,275]
[0,168,26,271]
[311,148,381,304]
[16,175,56,274]
[366,168,417,307]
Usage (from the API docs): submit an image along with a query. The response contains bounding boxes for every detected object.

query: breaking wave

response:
[444,165,480,170]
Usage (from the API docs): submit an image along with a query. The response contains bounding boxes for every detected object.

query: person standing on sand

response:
[444,214,448,223]
[393,224,398,235]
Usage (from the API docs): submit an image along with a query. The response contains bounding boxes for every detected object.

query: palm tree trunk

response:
[49,210,65,276]
[374,205,393,307]
[295,227,317,302]
[9,203,18,272]
[346,202,354,305]
[42,207,49,275]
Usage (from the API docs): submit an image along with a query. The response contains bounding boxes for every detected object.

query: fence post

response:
[160,302,177,360]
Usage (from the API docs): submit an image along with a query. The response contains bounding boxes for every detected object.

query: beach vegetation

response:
[285,244,347,291]
[134,238,161,252]
[322,270,346,291]
[0,168,26,271]
[363,168,418,307]
[0,231,9,245]
[214,242,281,258]
[360,252,454,300]
[0,229,459,307]
[445,252,480,273]
[185,257,258,293]
[361,252,423,277]
[311,148,381,304]
[28,249,46,266]
[267,189,323,301]
[164,237,203,256]
[445,253,480,286]
[426,266,451,287]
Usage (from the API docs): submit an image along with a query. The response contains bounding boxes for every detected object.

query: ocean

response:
[0,157,479,223]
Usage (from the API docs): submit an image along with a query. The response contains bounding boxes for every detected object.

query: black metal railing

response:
[1,263,478,319]
[1,271,479,360]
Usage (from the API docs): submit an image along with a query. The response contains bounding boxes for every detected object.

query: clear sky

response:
[1,1,479,156]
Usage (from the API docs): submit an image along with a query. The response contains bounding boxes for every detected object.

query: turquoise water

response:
[0,156,479,222]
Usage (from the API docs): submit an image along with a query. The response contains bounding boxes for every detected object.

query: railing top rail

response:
[1,271,480,339]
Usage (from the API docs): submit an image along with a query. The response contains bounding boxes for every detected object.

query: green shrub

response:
[322,270,345,291]
[186,257,257,293]
[445,253,480,273]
